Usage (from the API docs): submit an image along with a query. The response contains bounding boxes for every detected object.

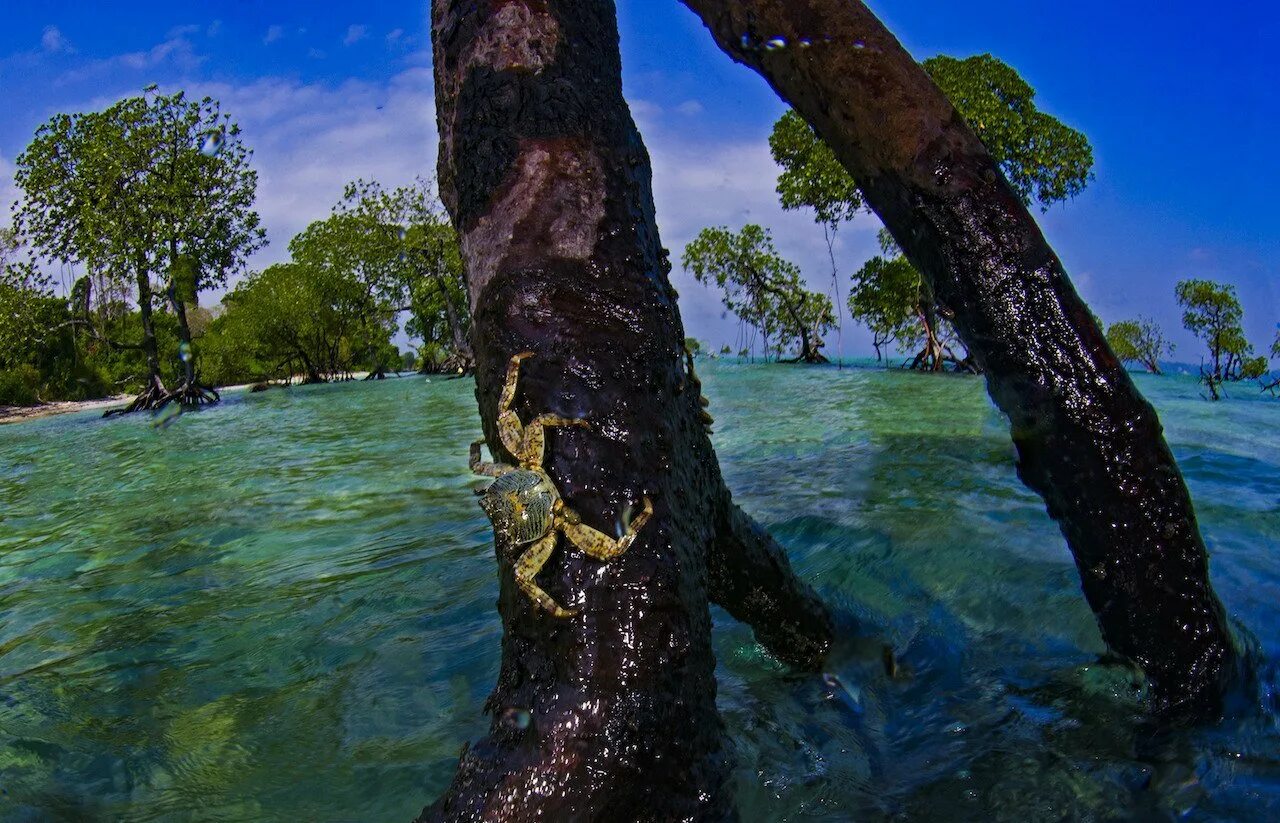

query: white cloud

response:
[183,66,439,293]
[634,104,882,351]
[264,25,285,45]
[55,30,205,84]
[675,100,704,116]
[207,20,223,38]
[386,28,405,45]
[41,26,74,54]
[343,25,368,47]
[117,34,204,71]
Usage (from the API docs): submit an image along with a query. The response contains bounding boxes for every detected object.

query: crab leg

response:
[496,352,534,458]
[560,497,653,562]
[515,532,576,618]
[520,414,591,467]
[469,440,513,478]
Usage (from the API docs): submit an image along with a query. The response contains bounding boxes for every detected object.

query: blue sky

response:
[1,1,1276,360]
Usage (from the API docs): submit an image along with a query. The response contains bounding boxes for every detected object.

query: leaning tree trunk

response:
[680,0,1238,717]
[420,1,833,819]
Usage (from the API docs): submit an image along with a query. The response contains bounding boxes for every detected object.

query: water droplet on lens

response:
[764,37,787,51]
[501,707,532,731]
[200,131,224,156]
[178,342,192,363]
[152,403,184,430]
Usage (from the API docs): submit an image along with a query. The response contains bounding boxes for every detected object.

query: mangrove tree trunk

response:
[419,0,833,818]
[680,0,1238,717]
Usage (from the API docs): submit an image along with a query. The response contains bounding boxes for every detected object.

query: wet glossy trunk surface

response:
[423,1,830,818]
[679,0,1237,715]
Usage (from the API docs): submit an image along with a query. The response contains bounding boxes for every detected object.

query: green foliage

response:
[682,224,834,362]
[769,111,864,229]
[684,337,704,357]
[1105,317,1173,374]
[1273,330,1280,360]
[1175,279,1257,382]
[769,53,1094,230]
[329,178,469,361]
[205,178,464,386]
[0,230,56,368]
[0,227,107,403]
[217,262,370,383]
[16,88,264,292]
[401,350,417,372]
[1241,356,1268,380]
[847,255,921,357]
[922,54,1095,209]
[0,365,42,405]
[14,87,265,384]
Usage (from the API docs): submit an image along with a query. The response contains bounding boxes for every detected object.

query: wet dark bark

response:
[419,1,832,819]
[680,0,1237,716]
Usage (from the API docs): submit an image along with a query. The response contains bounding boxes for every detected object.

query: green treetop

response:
[1105,317,1174,375]
[1174,279,1259,385]
[0,228,55,376]
[13,88,264,410]
[331,179,471,373]
[216,261,368,385]
[923,54,1094,209]
[682,224,835,364]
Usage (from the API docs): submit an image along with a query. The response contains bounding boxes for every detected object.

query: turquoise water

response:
[0,363,1277,821]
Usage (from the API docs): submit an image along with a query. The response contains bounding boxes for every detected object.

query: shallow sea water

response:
[0,362,1277,821]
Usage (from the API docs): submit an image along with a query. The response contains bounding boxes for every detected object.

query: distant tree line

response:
[202,178,469,388]
[1,88,469,410]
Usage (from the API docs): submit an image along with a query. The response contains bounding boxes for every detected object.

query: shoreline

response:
[0,395,133,425]
[0,375,385,426]
[0,383,257,426]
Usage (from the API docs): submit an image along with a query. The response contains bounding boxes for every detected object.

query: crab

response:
[470,352,654,618]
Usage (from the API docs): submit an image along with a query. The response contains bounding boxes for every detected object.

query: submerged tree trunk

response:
[681,0,1238,716]
[420,1,832,819]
